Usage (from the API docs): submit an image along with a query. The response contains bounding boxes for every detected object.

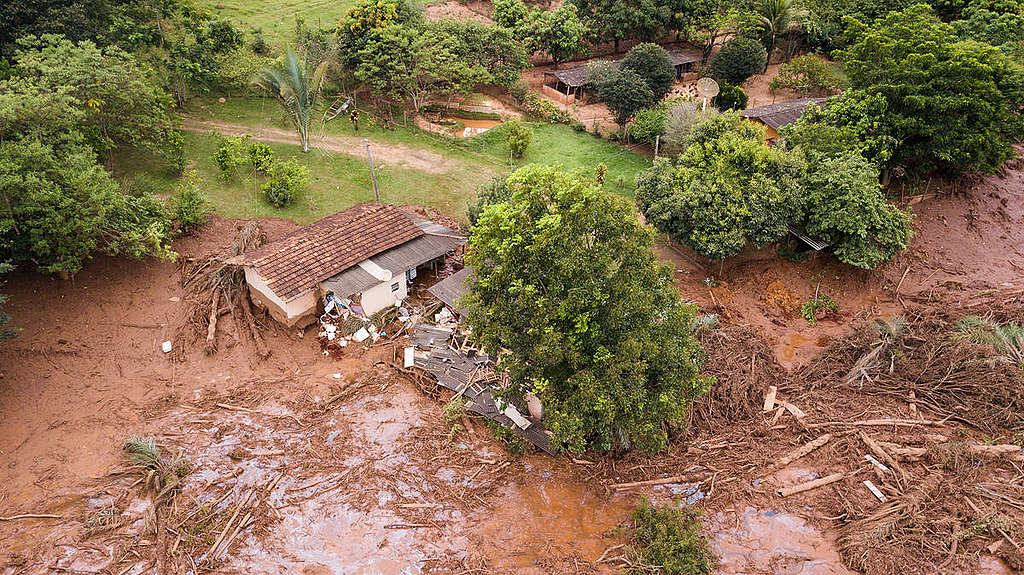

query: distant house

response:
[239,203,465,327]
[740,97,828,141]
[541,48,702,105]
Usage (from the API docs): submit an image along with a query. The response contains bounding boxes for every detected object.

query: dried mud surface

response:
[1,154,1023,574]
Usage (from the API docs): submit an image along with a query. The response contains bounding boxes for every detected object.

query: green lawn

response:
[120,96,652,227]
[197,0,355,47]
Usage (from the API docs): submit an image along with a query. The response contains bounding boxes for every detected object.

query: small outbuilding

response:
[740,97,828,141]
[239,203,465,327]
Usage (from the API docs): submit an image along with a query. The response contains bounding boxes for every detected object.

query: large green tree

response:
[598,68,657,127]
[531,3,589,67]
[9,35,181,164]
[620,43,677,100]
[570,0,664,51]
[464,164,709,454]
[636,113,805,260]
[834,4,1024,174]
[0,134,173,275]
[799,151,913,269]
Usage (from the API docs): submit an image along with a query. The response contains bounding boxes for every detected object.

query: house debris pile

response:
[175,221,271,359]
[315,296,446,357]
[405,324,555,454]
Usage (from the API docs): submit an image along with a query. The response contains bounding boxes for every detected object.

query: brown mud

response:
[2,157,1024,574]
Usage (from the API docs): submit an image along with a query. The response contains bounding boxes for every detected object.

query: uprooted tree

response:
[463,164,710,454]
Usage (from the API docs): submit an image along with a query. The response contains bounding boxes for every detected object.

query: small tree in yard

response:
[463,164,710,454]
[628,107,667,145]
[710,37,767,85]
[598,68,656,130]
[261,159,309,207]
[253,50,327,153]
[712,82,748,110]
[172,169,210,234]
[769,55,841,96]
[504,119,533,159]
[620,43,677,100]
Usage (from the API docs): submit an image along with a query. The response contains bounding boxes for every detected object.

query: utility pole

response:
[363,138,380,202]
[654,135,660,159]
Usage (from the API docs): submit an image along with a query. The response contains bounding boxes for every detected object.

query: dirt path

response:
[181,118,461,174]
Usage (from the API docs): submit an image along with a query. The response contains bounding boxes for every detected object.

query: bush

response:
[662,100,719,155]
[261,159,309,207]
[248,141,275,173]
[769,55,842,95]
[628,106,667,145]
[504,119,533,158]
[620,43,677,100]
[172,169,210,234]
[710,37,767,85]
[598,68,656,127]
[627,499,716,575]
[467,175,512,226]
[712,83,748,111]
[213,135,249,180]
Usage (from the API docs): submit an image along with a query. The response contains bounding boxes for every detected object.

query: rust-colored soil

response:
[1,154,1023,574]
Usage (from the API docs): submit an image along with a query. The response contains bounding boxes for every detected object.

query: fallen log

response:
[859,431,907,486]
[767,434,831,473]
[777,472,846,497]
[806,418,944,429]
[205,287,220,355]
[610,472,705,491]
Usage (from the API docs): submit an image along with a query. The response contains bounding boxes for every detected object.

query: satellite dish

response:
[695,77,720,110]
[696,77,720,98]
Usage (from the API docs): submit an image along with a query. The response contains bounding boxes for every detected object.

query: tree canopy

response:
[464,165,709,454]
[620,43,677,100]
[832,4,1024,174]
[636,113,804,260]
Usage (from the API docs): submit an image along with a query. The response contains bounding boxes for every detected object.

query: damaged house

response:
[238,203,465,327]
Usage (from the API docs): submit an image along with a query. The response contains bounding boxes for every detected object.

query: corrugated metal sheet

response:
[741,98,828,130]
[320,265,380,299]
[427,267,473,316]
[371,233,465,275]
[788,224,832,251]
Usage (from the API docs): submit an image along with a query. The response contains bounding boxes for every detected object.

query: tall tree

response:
[532,3,589,67]
[464,165,709,454]
[834,4,1024,174]
[755,0,805,68]
[636,113,805,260]
[620,43,677,100]
[253,50,327,153]
[571,0,664,51]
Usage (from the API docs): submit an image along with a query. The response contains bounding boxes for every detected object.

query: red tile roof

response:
[242,203,424,301]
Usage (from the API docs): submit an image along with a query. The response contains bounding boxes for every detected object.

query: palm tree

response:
[253,50,328,153]
[756,0,805,71]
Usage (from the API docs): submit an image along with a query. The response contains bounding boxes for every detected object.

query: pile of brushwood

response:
[788,301,1024,574]
[176,221,270,358]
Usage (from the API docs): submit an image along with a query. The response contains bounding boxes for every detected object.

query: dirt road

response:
[181,118,460,174]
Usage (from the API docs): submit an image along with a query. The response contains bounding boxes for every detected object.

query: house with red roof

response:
[239,203,465,327]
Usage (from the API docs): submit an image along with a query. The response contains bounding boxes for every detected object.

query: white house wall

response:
[244,266,317,327]
[356,276,407,316]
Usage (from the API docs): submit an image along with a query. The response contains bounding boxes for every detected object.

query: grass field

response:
[189,95,650,196]
[120,96,651,226]
[197,0,354,46]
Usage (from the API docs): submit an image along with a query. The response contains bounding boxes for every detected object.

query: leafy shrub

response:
[712,82,748,111]
[261,159,309,207]
[769,55,842,95]
[710,37,767,85]
[212,135,249,180]
[468,175,513,226]
[248,141,275,173]
[620,43,677,100]
[504,119,533,158]
[627,499,716,575]
[628,106,667,145]
[801,293,838,326]
[172,169,210,234]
